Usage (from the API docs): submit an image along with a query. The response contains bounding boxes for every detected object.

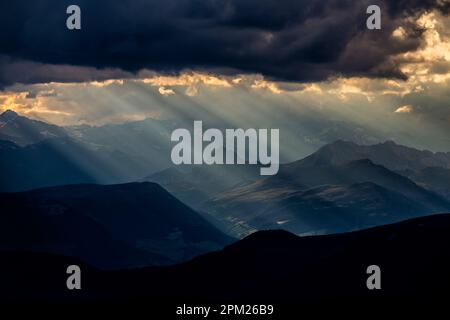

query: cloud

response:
[395,105,413,113]
[0,55,133,88]
[158,87,175,96]
[0,0,449,87]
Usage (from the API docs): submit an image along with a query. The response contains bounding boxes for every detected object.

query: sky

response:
[0,0,449,153]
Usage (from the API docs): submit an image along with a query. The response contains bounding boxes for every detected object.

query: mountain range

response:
[143,164,261,207]
[296,140,450,199]
[0,110,177,191]
[1,110,450,304]
[204,158,450,237]
[297,139,450,171]
[2,110,450,240]
[0,110,68,145]
[145,141,450,237]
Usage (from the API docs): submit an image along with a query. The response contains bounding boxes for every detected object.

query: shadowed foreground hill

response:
[0,182,232,269]
[1,214,449,301]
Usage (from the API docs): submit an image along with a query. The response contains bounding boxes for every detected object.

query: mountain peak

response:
[0,109,19,121]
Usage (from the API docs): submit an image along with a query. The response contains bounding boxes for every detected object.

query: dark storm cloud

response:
[0,0,448,87]
[0,55,133,86]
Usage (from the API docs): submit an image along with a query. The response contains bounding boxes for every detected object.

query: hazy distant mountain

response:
[298,140,450,171]
[0,182,233,269]
[0,112,178,189]
[147,140,450,208]
[0,110,67,146]
[204,159,450,237]
[0,138,96,192]
[0,112,174,191]
[3,214,450,300]
[294,140,450,200]
[0,137,151,192]
[142,140,450,237]
[279,158,449,207]
[397,166,450,201]
[68,118,176,176]
[144,164,260,208]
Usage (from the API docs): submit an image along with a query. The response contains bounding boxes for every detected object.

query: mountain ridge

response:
[204,158,450,237]
[294,139,450,170]
[2,213,449,300]
[0,182,233,268]
[0,109,68,146]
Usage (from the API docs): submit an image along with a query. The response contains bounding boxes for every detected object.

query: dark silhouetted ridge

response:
[1,214,450,301]
[0,182,233,269]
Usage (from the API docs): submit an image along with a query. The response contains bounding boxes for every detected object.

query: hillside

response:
[0,182,233,269]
